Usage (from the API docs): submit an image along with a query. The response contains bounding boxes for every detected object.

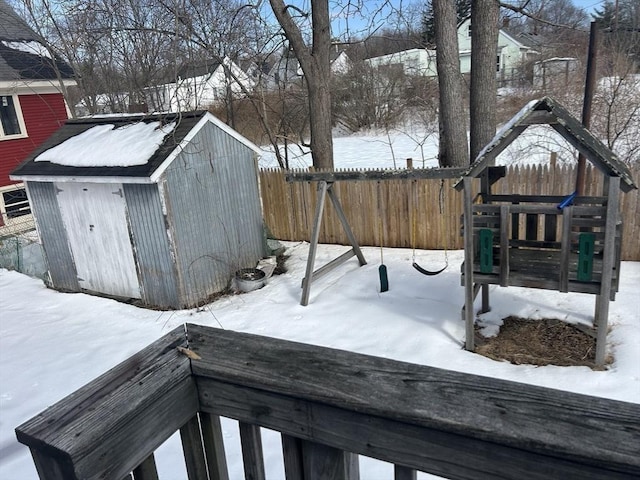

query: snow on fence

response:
[15,324,640,480]
[259,164,640,261]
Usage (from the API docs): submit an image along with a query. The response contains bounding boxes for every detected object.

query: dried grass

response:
[475,316,611,369]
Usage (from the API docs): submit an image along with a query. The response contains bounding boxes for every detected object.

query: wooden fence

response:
[16,324,640,480]
[260,164,640,261]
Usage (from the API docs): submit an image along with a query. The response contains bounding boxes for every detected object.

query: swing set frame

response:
[286,168,466,305]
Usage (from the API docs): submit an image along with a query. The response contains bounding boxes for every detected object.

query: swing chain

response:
[411,178,449,275]
[411,180,417,263]
[377,181,384,264]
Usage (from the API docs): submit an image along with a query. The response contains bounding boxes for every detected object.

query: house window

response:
[0,94,27,140]
[2,187,31,218]
[496,55,501,72]
[468,25,472,37]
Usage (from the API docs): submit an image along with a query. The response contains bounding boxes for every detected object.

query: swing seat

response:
[412,261,447,276]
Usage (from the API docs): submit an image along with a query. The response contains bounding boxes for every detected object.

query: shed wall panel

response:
[163,122,265,307]
[25,181,79,291]
[124,184,180,309]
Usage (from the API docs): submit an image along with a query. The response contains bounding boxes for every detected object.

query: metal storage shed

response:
[11,110,266,309]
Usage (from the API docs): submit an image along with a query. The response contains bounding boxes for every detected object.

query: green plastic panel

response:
[479,229,494,274]
[577,233,595,282]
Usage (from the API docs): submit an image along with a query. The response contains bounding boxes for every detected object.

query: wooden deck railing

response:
[16,324,640,480]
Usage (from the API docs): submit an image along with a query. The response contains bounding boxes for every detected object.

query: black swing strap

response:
[412,261,447,276]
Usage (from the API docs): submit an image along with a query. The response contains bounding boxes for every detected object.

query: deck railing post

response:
[282,435,360,480]
[282,435,305,479]
[300,440,359,480]
[29,451,70,480]
[180,415,209,480]
[132,454,159,480]
[200,413,229,480]
[394,465,417,480]
[239,422,266,480]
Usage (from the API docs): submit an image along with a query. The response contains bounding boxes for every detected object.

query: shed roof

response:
[454,97,637,192]
[0,0,73,82]
[11,110,262,184]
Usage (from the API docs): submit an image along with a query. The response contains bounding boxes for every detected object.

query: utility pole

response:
[576,21,599,195]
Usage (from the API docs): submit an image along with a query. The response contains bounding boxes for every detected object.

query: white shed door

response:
[55,182,140,299]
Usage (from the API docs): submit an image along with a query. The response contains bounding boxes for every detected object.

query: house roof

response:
[0,0,73,82]
[501,28,546,50]
[11,110,262,184]
[177,59,222,80]
[454,97,637,192]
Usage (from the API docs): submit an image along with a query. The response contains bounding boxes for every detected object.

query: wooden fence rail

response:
[15,324,640,480]
[259,164,640,260]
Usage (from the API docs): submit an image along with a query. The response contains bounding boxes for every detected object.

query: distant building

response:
[145,57,254,113]
[458,19,540,79]
[366,19,540,81]
[366,48,438,77]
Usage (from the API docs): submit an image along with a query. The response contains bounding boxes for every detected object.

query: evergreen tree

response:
[592,1,617,28]
[421,0,471,47]
[593,0,640,71]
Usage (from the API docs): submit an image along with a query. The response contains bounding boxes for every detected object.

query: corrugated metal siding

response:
[123,183,179,308]
[25,181,78,291]
[162,121,265,307]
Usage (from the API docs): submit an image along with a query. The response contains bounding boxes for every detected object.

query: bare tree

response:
[501,0,588,34]
[268,0,334,169]
[19,0,182,115]
[433,0,469,167]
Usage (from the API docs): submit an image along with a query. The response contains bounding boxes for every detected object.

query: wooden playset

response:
[455,97,637,366]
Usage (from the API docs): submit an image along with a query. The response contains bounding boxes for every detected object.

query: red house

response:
[0,0,74,232]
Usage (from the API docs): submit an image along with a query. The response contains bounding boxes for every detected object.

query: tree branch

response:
[499,1,589,32]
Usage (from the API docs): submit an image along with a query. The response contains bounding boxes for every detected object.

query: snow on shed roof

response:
[454,97,637,193]
[11,110,262,184]
[34,120,177,167]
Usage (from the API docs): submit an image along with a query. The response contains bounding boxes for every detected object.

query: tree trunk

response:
[470,0,499,161]
[269,0,334,169]
[306,74,334,169]
[433,0,469,167]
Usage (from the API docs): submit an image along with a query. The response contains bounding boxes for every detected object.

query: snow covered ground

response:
[1,244,639,479]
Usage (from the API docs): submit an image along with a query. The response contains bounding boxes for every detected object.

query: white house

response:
[366,48,438,77]
[145,57,254,112]
[458,19,540,78]
[366,19,540,79]
[330,50,352,75]
[263,47,352,91]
